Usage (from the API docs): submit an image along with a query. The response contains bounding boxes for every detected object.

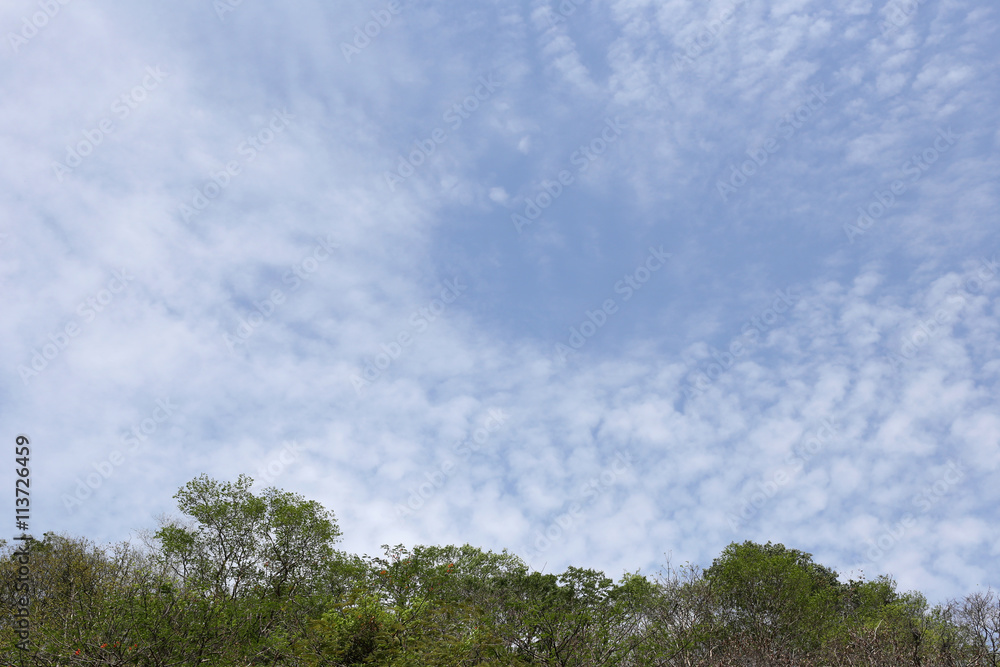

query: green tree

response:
[0,532,160,665]
[704,540,844,657]
[7,479,999,667]
[462,564,651,666]
[152,473,341,602]
[294,543,520,666]
[146,473,343,664]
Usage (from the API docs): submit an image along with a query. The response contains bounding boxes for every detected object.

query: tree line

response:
[2,473,998,665]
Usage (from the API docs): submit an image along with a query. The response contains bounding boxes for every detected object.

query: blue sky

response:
[2,0,998,605]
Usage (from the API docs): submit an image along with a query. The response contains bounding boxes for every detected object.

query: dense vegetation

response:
[2,474,998,666]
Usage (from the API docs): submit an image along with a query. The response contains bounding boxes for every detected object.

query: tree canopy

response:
[1,475,997,666]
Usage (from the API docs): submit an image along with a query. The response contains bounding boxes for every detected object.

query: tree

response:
[635,556,722,666]
[0,532,160,665]
[295,543,528,666]
[454,563,651,666]
[838,574,899,625]
[957,587,1000,666]
[6,478,998,667]
[704,540,844,657]
[146,473,343,664]
[152,473,341,602]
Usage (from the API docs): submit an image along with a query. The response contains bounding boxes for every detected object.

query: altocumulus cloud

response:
[1,0,998,609]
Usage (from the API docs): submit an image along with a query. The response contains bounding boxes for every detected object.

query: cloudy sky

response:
[2,0,998,605]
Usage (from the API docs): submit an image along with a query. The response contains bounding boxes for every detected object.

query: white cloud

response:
[2,0,998,610]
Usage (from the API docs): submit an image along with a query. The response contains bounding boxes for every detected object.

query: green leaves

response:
[704,540,844,652]
[153,473,341,603]
[4,482,996,667]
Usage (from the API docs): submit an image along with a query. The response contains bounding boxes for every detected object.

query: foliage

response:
[703,540,843,655]
[2,476,997,667]
[152,472,341,603]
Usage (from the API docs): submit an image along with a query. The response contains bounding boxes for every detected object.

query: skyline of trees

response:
[2,474,998,666]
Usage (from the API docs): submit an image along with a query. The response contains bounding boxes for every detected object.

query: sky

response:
[1,0,998,606]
